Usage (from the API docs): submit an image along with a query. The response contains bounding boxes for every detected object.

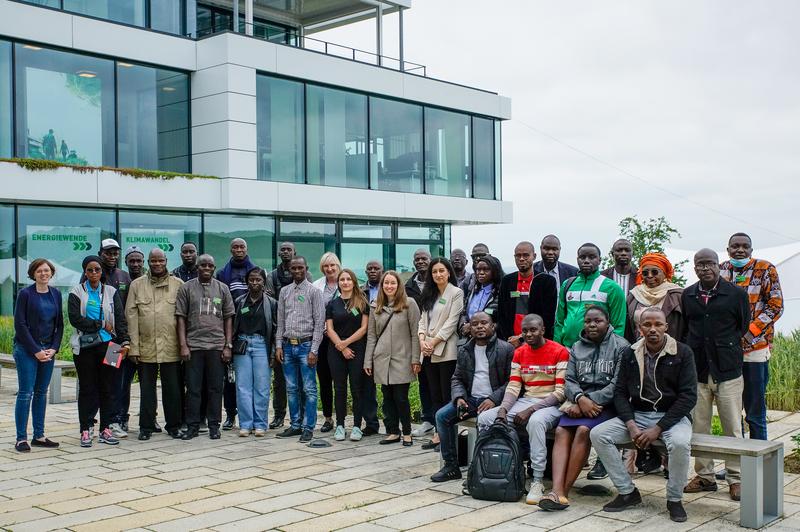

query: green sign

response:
[27,225,102,286]
[120,229,184,268]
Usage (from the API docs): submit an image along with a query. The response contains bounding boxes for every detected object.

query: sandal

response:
[538,492,569,511]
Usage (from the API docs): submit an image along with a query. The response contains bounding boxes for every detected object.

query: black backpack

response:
[465,421,526,502]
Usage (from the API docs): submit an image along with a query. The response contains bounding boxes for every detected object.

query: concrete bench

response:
[457,419,783,529]
[0,353,77,404]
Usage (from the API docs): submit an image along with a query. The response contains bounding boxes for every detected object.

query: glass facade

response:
[0,41,10,158]
[117,63,190,172]
[15,44,115,166]
[150,0,184,35]
[119,211,201,269]
[369,97,423,193]
[278,219,336,274]
[306,85,368,189]
[472,116,495,200]
[0,204,13,316]
[395,223,445,281]
[256,75,304,183]
[63,0,146,27]
[204,214,276,272]
[425,108,470,198]
[340,222,392,283]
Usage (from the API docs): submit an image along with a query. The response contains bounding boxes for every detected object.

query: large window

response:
[150,0,184,34]
[204,214,276,272]
[278,219,336,279]
[117,63,190,172]
[369,97,423,193]
[257,75,304,183]
[0,205,13,316]
[340,222,392,283]
[394,223,445,282]
[495,120,502,200]
[64,0,146,27]
[424,109,470,198]
[306,85,368,189]
[16,206,116,294]
[472,116,495,200]
[15,44,115,166]
[0,41,10,158]
[119,211,200,269]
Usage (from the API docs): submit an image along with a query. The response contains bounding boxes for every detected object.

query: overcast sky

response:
[320,0,800,268]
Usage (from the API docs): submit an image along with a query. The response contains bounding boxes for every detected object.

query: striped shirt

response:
[720,258,783,354]
[276,279,325,354]
[500,340,569,411]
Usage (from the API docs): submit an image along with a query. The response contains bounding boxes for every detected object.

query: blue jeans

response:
[435,396,486,467]
[282,340,318,431]
[13,344,55,442]
[743,361,769,440]
[234,334,272,431]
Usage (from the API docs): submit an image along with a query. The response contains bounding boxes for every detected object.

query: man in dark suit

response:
[533,234,579,297]
[681,248,750,502]
[600,239,638,296]
[497,241,558,344]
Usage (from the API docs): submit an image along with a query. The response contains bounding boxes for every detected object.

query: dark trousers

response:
[112,357,137,425]
[423,358,457,415]
[272,359,287,418]
[185,350,224,430]
[75,342,117,432]
[417,367,435,424]
[138,361,182,434]
[181,362,207,425]
[436,396,484,466]
[317,338,334,419]
[382,383,411,435]
[361,373,380,431]
[743,361,769,440]
[328,346,364,427]
[224,369,237,419]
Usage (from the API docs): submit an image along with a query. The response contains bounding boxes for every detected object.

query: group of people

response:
[11,231,783,522]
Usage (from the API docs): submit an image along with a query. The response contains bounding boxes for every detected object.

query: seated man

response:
[431,312,514,482]
[478,314,569,505]
[590,307,697,523]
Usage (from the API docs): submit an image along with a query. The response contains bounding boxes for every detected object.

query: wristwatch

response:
[225,342,233,349]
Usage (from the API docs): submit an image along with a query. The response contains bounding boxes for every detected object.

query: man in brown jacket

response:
[126,248,185,441]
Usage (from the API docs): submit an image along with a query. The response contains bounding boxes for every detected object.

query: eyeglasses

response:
[641,269,662,277]
[85,267,102,273]
[695,263,716,270]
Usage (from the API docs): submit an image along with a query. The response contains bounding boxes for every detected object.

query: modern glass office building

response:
[0,0,512,315]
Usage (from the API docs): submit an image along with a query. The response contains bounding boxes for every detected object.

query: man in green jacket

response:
[554,243,626,347]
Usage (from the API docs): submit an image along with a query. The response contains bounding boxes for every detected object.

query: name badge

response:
[241,307,250,314]
[735,275,747,284]
[88,300,99,307]
[213,297,222,304]
[298,295,305,302]
[485,308,494,315]
[438,298,447,304]
[350,308,360,316]
[510,291,520,298]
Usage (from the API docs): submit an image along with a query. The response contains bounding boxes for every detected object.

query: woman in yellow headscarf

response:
[624,253,684,343]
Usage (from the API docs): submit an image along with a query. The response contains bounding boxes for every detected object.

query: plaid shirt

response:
[720,258,783,352]
[276,279,325,354]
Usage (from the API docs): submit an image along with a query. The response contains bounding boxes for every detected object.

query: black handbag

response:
[233,338,248,355]
[79,285,105,350]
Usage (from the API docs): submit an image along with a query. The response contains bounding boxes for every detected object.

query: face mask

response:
[729,258,750,268]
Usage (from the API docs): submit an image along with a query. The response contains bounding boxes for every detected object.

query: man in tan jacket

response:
[126,248,184,441]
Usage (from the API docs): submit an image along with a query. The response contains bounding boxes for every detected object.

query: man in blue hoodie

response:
[216,238,257,430]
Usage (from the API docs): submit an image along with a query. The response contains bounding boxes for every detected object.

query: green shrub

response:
[0,315,75,361]
[766,331,800,411]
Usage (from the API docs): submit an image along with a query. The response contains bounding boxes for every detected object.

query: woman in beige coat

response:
[417,258,464,449]
[364,271,420,446]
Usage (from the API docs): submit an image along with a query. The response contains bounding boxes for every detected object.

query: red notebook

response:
[103,342,124,368]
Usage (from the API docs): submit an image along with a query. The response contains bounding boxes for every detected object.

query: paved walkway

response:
[1,373,799,531]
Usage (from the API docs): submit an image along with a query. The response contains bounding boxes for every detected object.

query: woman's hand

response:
[566,404,582,418]
[335,340,346,351]
[578,396,602,418]
[420,340,434,357]
[342,347,355,360]
[103,320,113,334]
[120,345,130,359]
[34,350,51,362]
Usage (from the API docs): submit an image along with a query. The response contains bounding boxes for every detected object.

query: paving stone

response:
[683,494,740,525]
[0,507,55,528]
[552,514,630,531]
[151,466,222,482]
[206,476,275,493]
[281,508,383,532]
[373,501,472,529]
[0,488,93,514]
[253,477,326,497]
[12,504,134,532]
[40,489,150,515]
[262,462,341,482]
[296,489,394,515]
[238,488,331,514]
[173,489,271,514]
[149,507,259,531]
[481,522,545,532]
[121,487,220,512]
[446,502,533,529]
[212,508,318,532]
[313,478,384,496]
[86,475,163,494]
[361,489,457,516]
[72,508,190,532]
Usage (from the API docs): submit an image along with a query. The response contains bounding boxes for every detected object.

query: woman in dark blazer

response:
[13,258,63,452]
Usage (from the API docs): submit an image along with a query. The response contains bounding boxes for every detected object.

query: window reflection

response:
[369,97,422,193]
[0,41,10,158]
[424,108,470,198]
[472,116,495,200]
[63,0,146,27]
[257,75,304,183]
[204,214,276,271]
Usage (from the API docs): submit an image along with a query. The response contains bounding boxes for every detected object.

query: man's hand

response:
[507,335,522,347]
[456,398,469,419]
[578,396,603,418]
[626,420,641,442]
[307,352,318,367]
[477,398,495,413]
[119,345,130,360]
[566,404,583,418]
[180,345,191,361]
[493,407,508,424]
[460,323,471,337]
[634,426,662,449]
[411,363,422,375]
[364,367,373,376]
[275,347,284,363]
[221,347,232,363]
[512,406,535,428]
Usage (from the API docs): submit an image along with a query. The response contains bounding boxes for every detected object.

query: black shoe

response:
[168,430,183,439]
[431,465,462,483]
[121,422,129,433]
[153,421,162,433]
[320,420,334,433]
[15,441,31,453]
[638,449,663,475]
[667,500,687,523]
[276,427,302,438]
[222,417,235,431]
[362,426,379,436]
[587,459,608,480]
[299,429,313,443]
[602,488,642,512]
[421,441,440,451]
[31,438,59,448]
[209,427,221,439]
[138,431,151,441]
[269,415,285,429]
[181,428,199,440]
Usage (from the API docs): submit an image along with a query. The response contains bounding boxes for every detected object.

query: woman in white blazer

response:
[417,257,464,449]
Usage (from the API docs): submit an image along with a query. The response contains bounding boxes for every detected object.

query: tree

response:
[603,216,688,286]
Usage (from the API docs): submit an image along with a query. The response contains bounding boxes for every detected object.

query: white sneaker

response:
[526,480,545,505]
[411,421,435,437]
[109,423,128,439]
[334,426,346,441]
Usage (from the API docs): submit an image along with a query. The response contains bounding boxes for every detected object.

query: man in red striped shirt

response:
[478,314,569,505]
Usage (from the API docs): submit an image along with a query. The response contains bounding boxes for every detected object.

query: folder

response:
[103,342,124,368]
